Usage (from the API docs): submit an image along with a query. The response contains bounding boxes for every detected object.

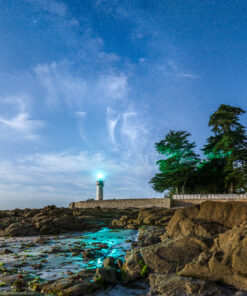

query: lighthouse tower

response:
[96,174,104,201]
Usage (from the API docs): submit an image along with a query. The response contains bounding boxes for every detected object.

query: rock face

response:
[2,201,247,295]
[118,201,247,295]
[121,249,143,282]
[146,201,247,294]
[0,206,93,236]
[166,201,247,238]
[180,225,247,290]
[40,269,100,295]
[149,273,236,296]
[162,201,247,290]
[140,237,203,274]
[111,207,175,229]
[0,206,140,236]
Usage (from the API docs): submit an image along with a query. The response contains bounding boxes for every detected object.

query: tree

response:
[203,104,247,193]
[187,157,226,194]
[150,130,199,195]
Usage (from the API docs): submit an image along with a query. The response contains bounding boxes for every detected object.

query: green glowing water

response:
[0,227,137,283]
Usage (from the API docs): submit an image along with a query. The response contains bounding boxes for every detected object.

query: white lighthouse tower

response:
[96,174,104,201]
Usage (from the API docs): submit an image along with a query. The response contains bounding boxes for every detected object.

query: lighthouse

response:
[96,174,104,201]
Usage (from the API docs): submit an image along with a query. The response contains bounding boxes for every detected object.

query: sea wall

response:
[70,195,247,210]
[70,198,172,209]
[173,194,247,199]
[172,194,247,207]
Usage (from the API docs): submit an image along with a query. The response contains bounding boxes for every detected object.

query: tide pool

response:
[0,227,138,286]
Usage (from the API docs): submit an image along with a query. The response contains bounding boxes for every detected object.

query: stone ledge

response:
[70,198,171,209]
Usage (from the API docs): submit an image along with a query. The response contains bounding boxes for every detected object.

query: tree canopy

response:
[203,104,247,193]
[151,104,247,196]
[150,130,199,195]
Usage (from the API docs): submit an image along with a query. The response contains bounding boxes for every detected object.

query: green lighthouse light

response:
[97,173,103,181]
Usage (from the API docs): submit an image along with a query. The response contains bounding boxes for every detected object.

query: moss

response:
[138,258,149,278]
[94,276,105,289]
[140,265,149,278]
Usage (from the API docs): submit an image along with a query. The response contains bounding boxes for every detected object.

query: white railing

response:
[173,194,247,200]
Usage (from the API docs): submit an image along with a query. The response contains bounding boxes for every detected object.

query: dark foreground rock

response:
[111,207,175,229]
[149,273,237,296]
[115,201,247,295]
[2,201,247,295]
[0,206,142,236]
[38,256,143,296]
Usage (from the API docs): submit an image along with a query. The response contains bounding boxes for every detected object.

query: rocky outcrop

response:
[40,256,135,295]
[138,201,247,294]
[166,201,247,238]
[149,273,237,296]
[180,225,247,290]
[116,201,247,295]
[121,249,143,282]
[0,206,140,236]
[140,237,203,274]
[0,207,92,236]
[2,201,247,295]
[111,208,175,229]
[40,269,100,295]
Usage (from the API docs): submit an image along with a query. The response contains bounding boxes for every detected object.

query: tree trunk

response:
[228,182,234,194]
[182,177,188,194]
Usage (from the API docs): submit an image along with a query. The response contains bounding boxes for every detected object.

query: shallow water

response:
[0,227,138,286]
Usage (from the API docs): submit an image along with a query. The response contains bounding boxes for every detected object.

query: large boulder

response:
[140,237,203,274]
[122,249,143,282]
[149,273,237,296]
[4,222,38,236]
[180,225,247,290]
[166,201,247,238]
[41,269,100,295]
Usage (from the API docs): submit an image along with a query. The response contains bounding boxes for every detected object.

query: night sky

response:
[0,0,247,208]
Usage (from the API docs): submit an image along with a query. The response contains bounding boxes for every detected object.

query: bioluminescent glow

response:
[0,227,138,284]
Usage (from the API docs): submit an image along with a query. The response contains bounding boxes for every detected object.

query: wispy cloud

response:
[97,74,128,100]
[76,111,87,119]
[177,73,199,79]
[106,107,120,145]
[0,97,43,140]
[34,62,129,110]
[120,110,149,151]
[0,149,156,206]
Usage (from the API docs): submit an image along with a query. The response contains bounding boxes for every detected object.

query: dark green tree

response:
[186,158,226,194]
[150,130,199,195]
[203,104,247,193]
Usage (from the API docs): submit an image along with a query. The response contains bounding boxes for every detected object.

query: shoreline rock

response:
[1,201,247,295]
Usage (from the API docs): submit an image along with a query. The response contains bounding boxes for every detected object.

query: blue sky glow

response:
[0,0,247,208]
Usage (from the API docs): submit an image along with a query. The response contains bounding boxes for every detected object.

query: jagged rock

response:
[122,249,143,282]
[94,266,119,285]
[34,237,48,245]
[111,208,175,229]
[82,249,104,260]
[137,226,164,247]
[149,273,237,296]
[140,237,203,274]
[180,225,247,290]
[166,201,247,238]
[41,269,100,295]
[103,256,118,269]
[0,206,124,236]
[4,223,38,236]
